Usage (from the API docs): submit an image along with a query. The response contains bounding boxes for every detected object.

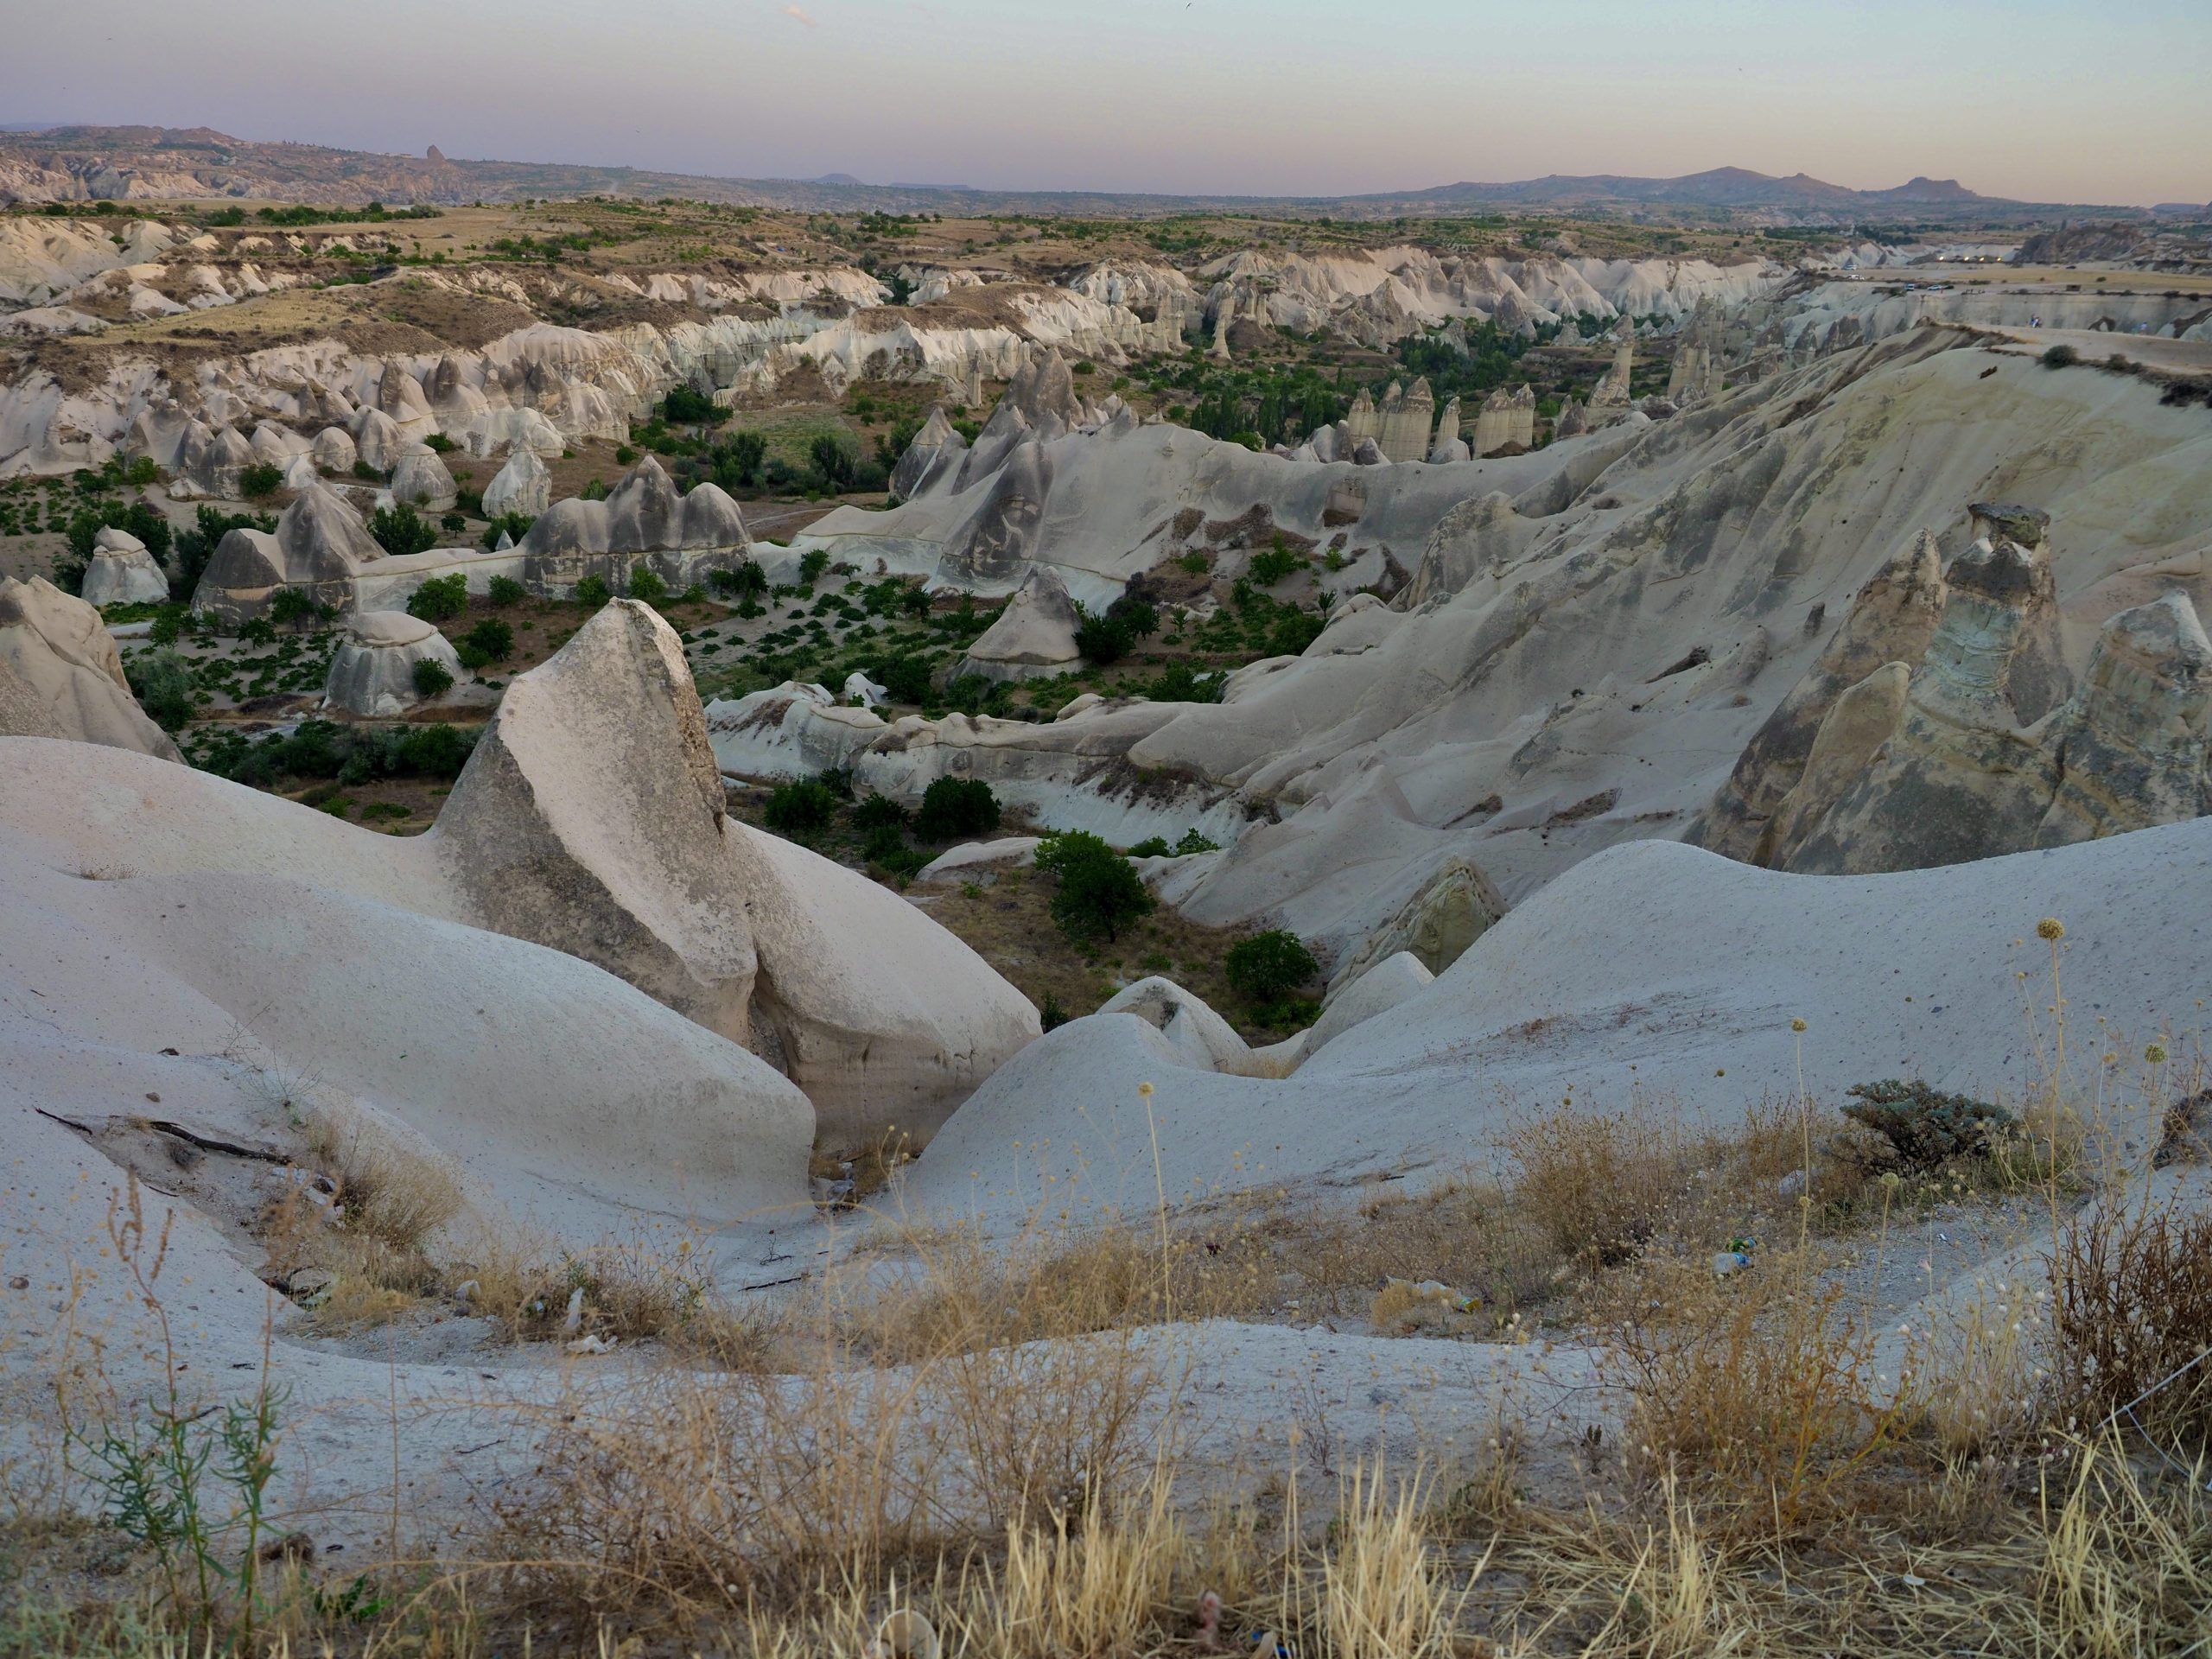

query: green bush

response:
[613,444,638,466]
[461,618,513,662]
[626,567,667,604]
[238,461,286,499]
[852,794,909,830]
[193,720,477,786]
[874,655,935,703]
[809,433,858,493]
[1224,930,1319,1004]
[369,503,437,558]
[127,650,196,731]
[167,505,273,604]
[1039,992,1071,1032]
[1038,830,1154,943]
[661,385,721,425]
[763,779,839,834]
[709,560,768,599]
[406,573,468,622]
[1128,836,1172,857]
[708,431,767,493]
[582,479,610,502]
[2041,344,2080,369]
[1842,1080,2018,1169]
[798,548,830,588]
[913,777,1001,841]
[1249,541,1305,584]
[265,587,318,630]
[486,574,525,607]
[480,512,535,550]
[1073,594,1160,666]
[575,575,611,606]
[1144,664,1222,703]
[412,657,454,699]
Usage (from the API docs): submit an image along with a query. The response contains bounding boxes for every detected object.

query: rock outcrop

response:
[1325,855,1504,1001]
[389,443,458,512]
[952,563,1084,682]
[0,576,180,759]
[321,611,472,716]
[434,600,1039,1135]
[515,456,750,595]
[193,482,384,626]
[481,444,550,518]
[79,526,170,605]
[1590,317,1635,407]
[890,404,968,499]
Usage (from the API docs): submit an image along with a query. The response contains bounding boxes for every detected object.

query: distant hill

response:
[0,125,2145,227]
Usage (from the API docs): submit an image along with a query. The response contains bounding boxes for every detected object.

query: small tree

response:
[238,461,285,499]
[370,503,437,558]
[1224,930,1319,1004]
[763,779,838,834]
[266,587,317,631]
[575,575,611,606]
[460,618,513,663]
[1039,831,1154,944]
[626,567,668,604]
[411,657,454,700]
[661,384,721,425]
[913,776,1001,841]
[2042,344,2079,369]
[406,573,468,622]
[486,575,525,607]
[127,650,196,731]
[810,433,858,493]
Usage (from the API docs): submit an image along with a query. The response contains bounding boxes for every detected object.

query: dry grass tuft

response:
[2050,1197,2212,1446]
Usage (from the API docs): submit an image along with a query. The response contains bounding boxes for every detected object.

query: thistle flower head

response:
[2037,918,2065,941]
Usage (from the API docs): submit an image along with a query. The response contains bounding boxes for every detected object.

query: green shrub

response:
[708,431,767,493]
[852,794,909,830]
[423,433,457,454]
[626,567,667,604]
[265,587,317,630]
[127,650,196,731]
[461,618,513,662]
[412,657,454,699]
[809,433,858,493]
[124,455,159,487]
[1038,830,1154,943]
[763,779,838,834]
[1039,992,1071,1032]
[168,505,273,603]
[1249,541,1304,584]
[1224,929,1319,1004]
[480,512,536,550]
[874,655,935,703]
[709,559,767,599]
[1841,1080,2018,1169]
[582,479,610,502]
[238,616,277,645]
[1144,664,1222,703]
[575,575,611,606]
[2041,344,2080,369]
[614,444,639,466]
[369,503,437,558]
[238,461,285,499]
[1128,836,1171,857]
[1073,594,1160,665]
[406,573,468,622]
[1173,828,1219,855]
[661,385,721,425]
[486,574,525,607]
[798,549,830,588]
[913,777,1001,841]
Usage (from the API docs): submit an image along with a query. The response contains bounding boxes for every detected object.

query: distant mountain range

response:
[0,126,2172,226]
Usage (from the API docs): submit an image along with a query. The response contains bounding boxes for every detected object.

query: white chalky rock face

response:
[193,481,385,626]
[516,456,751,595]
[0,576,179,760]
[309,423,358,474]
[321,610,473,717]
[432,600,1040,1138]
[482,444,551,518]
[79,526,170,606]
[389,443,459,512]
[953,563,1084,682]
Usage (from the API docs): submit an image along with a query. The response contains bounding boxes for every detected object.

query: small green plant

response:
[1840,1079,2018,1169]
[238,461,285,499]
[913,776,1001,841]
[626,566,668,604]
[2041,343,2079,368]
[486,573,525,607]
[582,478,610,501]
[709,560,768,599]
[265,586,317,631]
[575,574,611,606]
[369,502,438,557]
[798,548,831,588]
[458,617,514,666]
[661,384,721,425]
[764,779,839,834]
[1040,992,1071,1032]
[127,650,197,730]
[412,657,455,700]
[1249,537,1305,584]
[1225,929,1319,1004]
[852,793,909,830]
[406,572,468,622]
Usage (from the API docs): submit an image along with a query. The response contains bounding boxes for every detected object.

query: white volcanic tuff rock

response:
[79,526,171,606]
[389,443,459,511]
[0,576,180,760]
[889,404,967,499]
[953,564,1084,682]
[434,601,1039,1136]
[350,406,405,471]
[775,331,2212,960]
[193,481,385,624]
[0,779,813,1247]
[0,604,1038,1140]
[0,214,178,306]
[517,455,749,594]
[321,610,475,717]
[904,817,2212,1235]
[1781,279,2211,352]
[482,443,551,518]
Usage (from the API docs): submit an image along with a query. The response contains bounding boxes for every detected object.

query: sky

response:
[4,0,2208,207]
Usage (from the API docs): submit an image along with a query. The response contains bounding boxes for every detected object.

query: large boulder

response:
[952,564,1083,682]
[308,423,358,474]
[0,576,180,760]
[389,444,458,512]
[1325,855,1504,1001]
[79,526,171,606]
[517,457,749,595]
[432,601,1038,1137]
[351,406,404,473]
[193,482,384,626]
[481,445,550,518]
[321,611,473,717]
